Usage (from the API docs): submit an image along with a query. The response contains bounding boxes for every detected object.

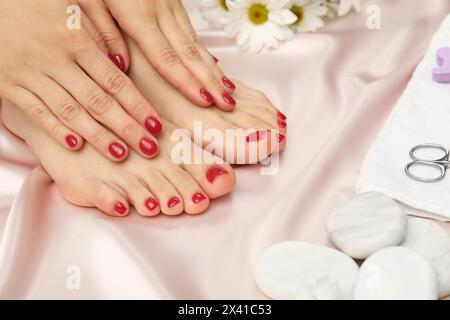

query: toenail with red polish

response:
[206,166,229,184]
[277,120,287,128]
[145,198,159,211]
[200,89,214,103]
[167,197,181,208]
[114,202,127,215]
[139,137,158,156]
[145,116,162,135]
[109,142,126,159]
[108,53,126,72]
[276,133,285,143]
[246,130,267,143]
[277,111,287,121]
[222,76,236,90]
[192,193,207,204]
[222,92,236,105]
[65,134,78,148]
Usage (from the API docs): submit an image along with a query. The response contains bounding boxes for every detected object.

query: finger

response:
[3,85,84,151]
[79,0,129,72]
[50,61,159,158]
[157,6,235,111]
[81,10,109,56]
[20,73,131,161]
[75,45,162,136]
[173,0,235,93]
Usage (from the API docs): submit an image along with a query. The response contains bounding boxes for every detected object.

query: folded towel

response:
[356,15,450,221]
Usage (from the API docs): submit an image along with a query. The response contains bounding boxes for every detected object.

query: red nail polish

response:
[167,197,181,208]
[277,111,287,121]
[222,92,236,105]
[200,89,214,103]
[206,166,229,183]
[277,120,287,128]
[222,76,236,90]
[192,192,206,204]
[109,142,126,159]
[276,133,285,143]
[145,198,159,211]
[139,137,158,156]
[213,55,219,63]
[114,202,127,215]
[246,130,267,143]
[65,134,78,148]
[108,53,126,72]
[145,116,162,135]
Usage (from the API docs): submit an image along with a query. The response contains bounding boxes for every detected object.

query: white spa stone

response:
[326,192,408,259]
[354,247,438,300]
[254,241,359,300]
[401,217,450,298]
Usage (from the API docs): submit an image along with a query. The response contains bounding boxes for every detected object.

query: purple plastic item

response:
[433,47,450,83]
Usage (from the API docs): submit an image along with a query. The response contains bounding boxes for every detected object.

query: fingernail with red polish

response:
[139,137,158,157]
[109,142,126,159]
[276,133,285,143]
[167,197,181,208]
[65,134,78,148]
[222,92,236,106]
[277,111,287,121]
[108,53,126,72]
[145,116,162,135]
[277,120,287,128]
[222,76,236,90]
[246,130,267,143]
[114,202,127,215]
[145,198,159,211]
[192,192,206,204]
[200,88,214,104]
[206,166,229,184]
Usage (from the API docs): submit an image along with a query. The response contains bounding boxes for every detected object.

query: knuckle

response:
[121,122,140,138]
[188,30,200,44]
[128,99,147,116]
[86,92,111,116]
[100,31,119,46]
[104,70,128,94]
[92,30,106,47]
[184,45,201,61]
[208,73,221,88]
[90,129,105,146]
[160,48,180,66]
[28,103,49,122]
[49,123,62,138]
[59,102,81,122]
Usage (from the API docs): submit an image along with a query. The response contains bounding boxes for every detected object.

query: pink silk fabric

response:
[0,0,450,299]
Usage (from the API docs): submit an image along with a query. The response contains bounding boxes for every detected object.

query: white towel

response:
[356,15,450,221]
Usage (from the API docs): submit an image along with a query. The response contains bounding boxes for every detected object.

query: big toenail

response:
[109,142,126,159]
[145,116,162,135]
[222,92,236,105]
[114,202,127,215]
[200,89,214,103]
[192,193,207,204]
[167,197,181,208]
[246,130,267,143]
[277,120,287,128]
[276,133,285,143]
[277,111,287,121]
[139,137,158,156]
[65,134,78,148]
[206,166,229,184]
[145,198,159,211]
[222,76,236,90]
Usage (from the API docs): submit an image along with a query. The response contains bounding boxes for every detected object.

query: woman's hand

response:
[78,0,237,111]
[0,0,162,161]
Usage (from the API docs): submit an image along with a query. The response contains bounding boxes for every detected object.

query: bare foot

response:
[1,101,236,217]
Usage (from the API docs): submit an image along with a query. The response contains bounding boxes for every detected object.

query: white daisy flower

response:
[289,0,328,33]
[337,0,363,16]
[323,0,339,18]
[199,0,232,29]
[224,0,297,53]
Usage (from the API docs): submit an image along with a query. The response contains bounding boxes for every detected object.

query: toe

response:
[120,177,161,217]
[89,182,130,217]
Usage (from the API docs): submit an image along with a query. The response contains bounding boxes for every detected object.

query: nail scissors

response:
[405,143,450,183]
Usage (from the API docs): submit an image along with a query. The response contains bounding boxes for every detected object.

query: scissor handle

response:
[409,143,449,162]
[405,160,447,183]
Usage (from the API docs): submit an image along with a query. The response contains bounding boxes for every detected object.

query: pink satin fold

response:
[0,0,449,299]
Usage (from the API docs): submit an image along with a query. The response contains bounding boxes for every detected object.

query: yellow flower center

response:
[248,4,269,25]
[290,5,305,27]
[220,0,228,11]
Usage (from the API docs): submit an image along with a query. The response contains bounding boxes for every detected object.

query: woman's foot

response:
[126,39,287,164]
[1,101,236,217]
